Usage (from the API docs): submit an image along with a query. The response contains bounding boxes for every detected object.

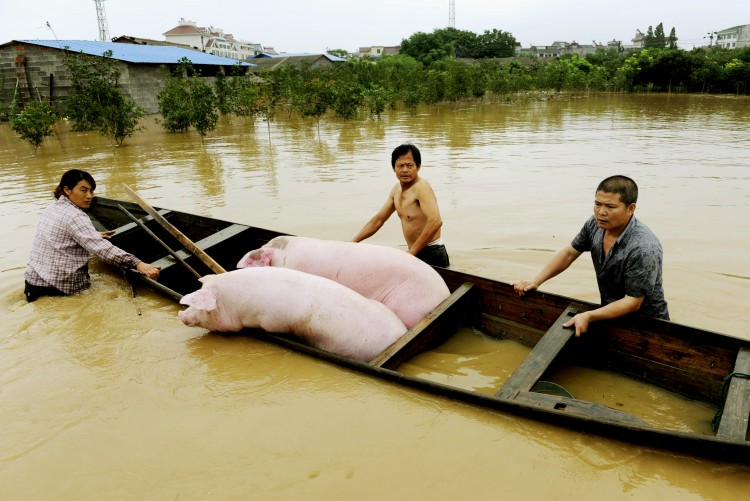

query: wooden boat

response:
[88,195,750,462]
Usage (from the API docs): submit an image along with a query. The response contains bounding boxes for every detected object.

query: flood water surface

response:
[1,94,749,499]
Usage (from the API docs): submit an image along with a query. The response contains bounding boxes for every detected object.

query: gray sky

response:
[1,0,745,53]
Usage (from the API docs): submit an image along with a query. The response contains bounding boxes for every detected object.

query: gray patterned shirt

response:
[25,196,141,295]
[571,215,669,320]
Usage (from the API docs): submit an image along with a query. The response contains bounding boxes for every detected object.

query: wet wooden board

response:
[371,283,475,369]
[496,303,585,399]
[717,347,750,441]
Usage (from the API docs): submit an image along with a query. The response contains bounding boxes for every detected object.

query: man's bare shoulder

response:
[412,177,437,196]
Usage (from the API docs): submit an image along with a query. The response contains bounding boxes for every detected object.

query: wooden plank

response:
[122,183,227,274]
[370,283,475,369]
[496,303,585,399]
[513,391,650,427]
[152,224,248,271]
[717,347,750,441]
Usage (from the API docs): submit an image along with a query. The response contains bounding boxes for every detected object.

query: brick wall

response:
[0,42,219,115]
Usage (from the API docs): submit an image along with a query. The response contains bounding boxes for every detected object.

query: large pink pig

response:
[236,236,450,329]
[178,267,407,362]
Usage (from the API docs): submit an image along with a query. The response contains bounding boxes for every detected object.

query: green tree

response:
[668,28,678,50]
[157,58,218,136]
[10,100,57,152]
[654,23,666,48]
[295,77,333,135]
[225,73,262,118]
[326,49,350,59]
[474,29,518,58]
[63,49,145,145]
[644,26,656,48]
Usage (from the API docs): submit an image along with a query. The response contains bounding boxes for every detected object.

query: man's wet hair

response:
[597,175,638,206]
[391,143,421,168]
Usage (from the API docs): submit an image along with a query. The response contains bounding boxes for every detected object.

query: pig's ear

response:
[179,288,217,311]
[236,250,253,268]
[237,248,269,268]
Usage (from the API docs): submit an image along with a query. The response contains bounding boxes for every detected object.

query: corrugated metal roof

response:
[16,40,253,66]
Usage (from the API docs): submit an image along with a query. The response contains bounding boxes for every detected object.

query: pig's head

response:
[178,287,223,329]
[237,248,273,268]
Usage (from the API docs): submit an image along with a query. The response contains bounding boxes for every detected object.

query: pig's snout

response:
[178,308,197,326]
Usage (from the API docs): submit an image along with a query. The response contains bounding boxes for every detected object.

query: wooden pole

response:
[121,184,226,274]
[117,204,202,279]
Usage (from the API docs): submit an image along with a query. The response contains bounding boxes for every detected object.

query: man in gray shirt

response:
[513,175,669,336]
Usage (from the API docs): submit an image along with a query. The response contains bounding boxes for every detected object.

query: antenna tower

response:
[449,1,455,28]
[94,0,111,42]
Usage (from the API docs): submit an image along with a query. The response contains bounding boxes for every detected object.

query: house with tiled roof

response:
[163,18,265,61]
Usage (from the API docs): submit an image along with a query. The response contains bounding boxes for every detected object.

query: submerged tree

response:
[11,100,57,152]
[63,49,144,145]
[158,58,218,137]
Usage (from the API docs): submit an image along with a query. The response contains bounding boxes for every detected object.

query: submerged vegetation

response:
[6,24,750,148]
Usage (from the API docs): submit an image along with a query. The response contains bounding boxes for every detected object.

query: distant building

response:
[0,40,250,114]
[248,53,347,73]
[715,25,750,49]
[631,29,646,49]
[357,46,400,59]
[518,41,603,58]
[163,18,266,61]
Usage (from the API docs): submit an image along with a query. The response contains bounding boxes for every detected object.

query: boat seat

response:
[716,347,750,442]
[90,209,172,233]
[496,303,585,400]
[152,223,247,270]
[371,282,475,369]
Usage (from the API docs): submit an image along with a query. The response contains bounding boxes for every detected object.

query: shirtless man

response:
[352,143,449,267]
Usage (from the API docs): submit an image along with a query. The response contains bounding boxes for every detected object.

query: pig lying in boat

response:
[177,267,407,362]
[236,236,450,329]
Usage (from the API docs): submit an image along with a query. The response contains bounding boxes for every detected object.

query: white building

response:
[715,25,750,49]
[163,18,263,61]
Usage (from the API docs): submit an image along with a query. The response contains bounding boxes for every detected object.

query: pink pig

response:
[236,236,450,329]
[178,267,407,362]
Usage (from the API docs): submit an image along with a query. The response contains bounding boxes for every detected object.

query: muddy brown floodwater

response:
[1,94,749,499]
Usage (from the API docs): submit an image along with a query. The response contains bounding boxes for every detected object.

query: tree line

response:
[7,25,750,150]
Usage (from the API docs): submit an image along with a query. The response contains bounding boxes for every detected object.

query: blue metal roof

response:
[18,40,253,66]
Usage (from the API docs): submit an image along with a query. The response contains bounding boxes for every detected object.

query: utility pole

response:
[94,0,111,42]
[705,31,717,48]
[449,0,455,28]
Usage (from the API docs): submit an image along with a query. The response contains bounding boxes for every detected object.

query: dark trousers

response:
[24,281,65,302]
[416,244,450,268]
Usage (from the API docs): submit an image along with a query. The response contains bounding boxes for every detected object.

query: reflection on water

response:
[2,94,750,498]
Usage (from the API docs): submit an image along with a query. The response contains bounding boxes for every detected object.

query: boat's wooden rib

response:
[496,303,585,399]
[371,282,475,369]
[717,347,750,442]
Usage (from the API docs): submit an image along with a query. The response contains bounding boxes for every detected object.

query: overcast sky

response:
[1,1,746,53]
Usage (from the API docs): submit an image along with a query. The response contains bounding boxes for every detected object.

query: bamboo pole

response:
[121,184,226,274]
